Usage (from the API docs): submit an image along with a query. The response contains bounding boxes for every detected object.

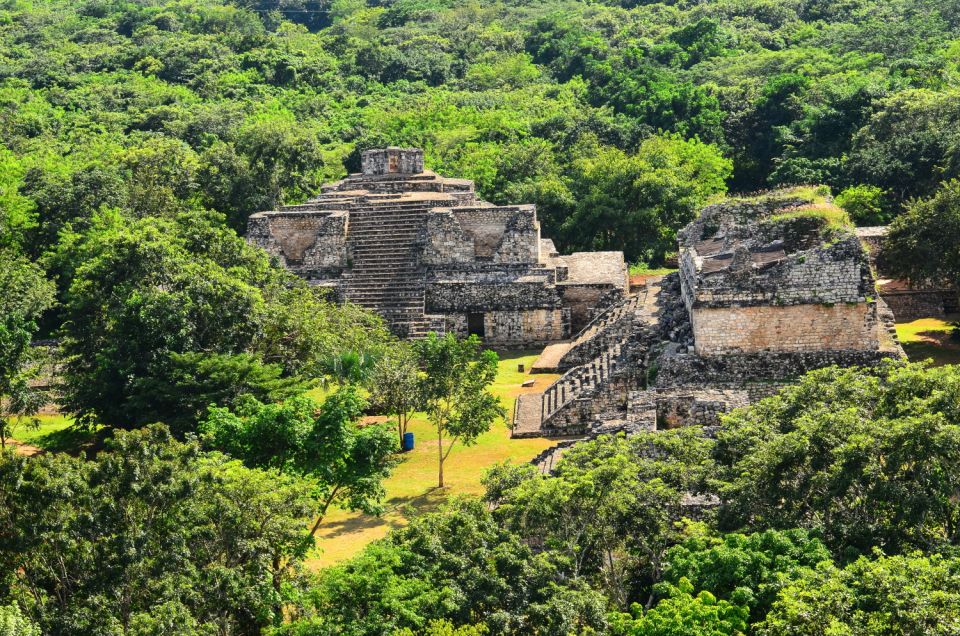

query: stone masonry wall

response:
[421,206,540,266]
[421,211,474,265]
[247,211,348,272]
[882,291,948,321]
[691,302,879,354]
[426,281,563,312]
[649,388,750,430]
[654,348,899,388]
[684,237,869,308]
[361,147,424,175]
[450,206,539,263]
[484,309,569,346]
[560,284,612,334]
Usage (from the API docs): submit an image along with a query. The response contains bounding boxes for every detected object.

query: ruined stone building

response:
[515,190,904,467]
[856,226,958,320]
[248,147,628,346]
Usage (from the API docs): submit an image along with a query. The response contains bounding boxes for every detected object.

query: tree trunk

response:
[438,427,444,488]
[308,487,340,538]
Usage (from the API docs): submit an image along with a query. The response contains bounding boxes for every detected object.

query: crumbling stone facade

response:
[247,148,628,346]
[678,198,880,355]
[856,226,958,321]
[514,190,905,455]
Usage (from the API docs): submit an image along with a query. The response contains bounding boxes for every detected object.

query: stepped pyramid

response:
[248,148,629,345]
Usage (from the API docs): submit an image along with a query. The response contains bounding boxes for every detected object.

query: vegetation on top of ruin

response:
[767,201,853,233]
[729,185,833,207]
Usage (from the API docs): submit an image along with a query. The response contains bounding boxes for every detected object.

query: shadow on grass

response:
[318,487,451,540]
[903,341,960,367]
[31,425,111,458]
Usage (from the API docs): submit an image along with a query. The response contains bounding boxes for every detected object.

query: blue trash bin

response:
[402,432,415,451]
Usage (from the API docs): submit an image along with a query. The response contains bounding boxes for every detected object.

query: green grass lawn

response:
[896,316,960,366]
[8,350,560,569]
[309,349,558,569]
[629,264,677,277]
[7,413,105,456]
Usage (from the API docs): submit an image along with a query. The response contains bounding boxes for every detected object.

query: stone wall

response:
[361,147,424,175]
[857,226,956,321]
[691,301,879,354]
[485,309,569,346]
[421,211,474,265]
[432,309,569,347]
[247,210,348,273]
[882,290,949,321]
[421,206,540,265]
[425,280,563,312]
[626,388,749,430]
[654,347,899,388]
[682,237,870,309]
[540,376,633,435]
[560,284,615,334]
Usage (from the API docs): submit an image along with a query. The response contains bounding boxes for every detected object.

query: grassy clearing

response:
[8,351,559,568]
[628,263,677,277]
[308,349,558,569]
[7,414,102,453]
[896,316,960,366]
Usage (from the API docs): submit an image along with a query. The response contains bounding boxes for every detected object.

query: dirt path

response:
[5,439,43,456]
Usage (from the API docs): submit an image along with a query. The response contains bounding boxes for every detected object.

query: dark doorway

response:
[467,312,485,337]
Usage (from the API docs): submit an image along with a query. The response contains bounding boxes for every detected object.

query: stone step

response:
[349,214,427,222]
[350,233,422,240]
[349,246,421,256]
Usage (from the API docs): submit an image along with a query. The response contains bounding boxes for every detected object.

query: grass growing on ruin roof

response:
[307,349,559,569]
[732,185,833,205]
[768,203,853,232]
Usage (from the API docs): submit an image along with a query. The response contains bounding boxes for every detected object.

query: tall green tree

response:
[201,387,397,537]
[611,578,749,636]
[716,361,960,554]
[54,209,383,431]
[0,253,54,448]
[0,425,317,635]
[660,529,831,622]
[882,179,960,287]
[368,341,422,448]
[556,135,731,264]
[278,499,609,636]
[758,552,960,636]
[0,603,40,636]
[491,429,714,607]
[414,333,504,488]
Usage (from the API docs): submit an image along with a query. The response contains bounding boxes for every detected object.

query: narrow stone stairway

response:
[512,277,664,438]
[343,198,432,338]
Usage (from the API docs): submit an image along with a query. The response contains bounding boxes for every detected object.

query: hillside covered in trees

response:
[3,0,960,269]
[4,0,960,634]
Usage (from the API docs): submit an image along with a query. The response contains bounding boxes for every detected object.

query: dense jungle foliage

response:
[4,0,960,634]
[6,362,960,634]
[2,0,960,269]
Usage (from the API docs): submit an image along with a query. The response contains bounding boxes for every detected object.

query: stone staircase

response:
[513,341,630,438]
[342,198,433,338]
[512,278,664,438]
[557,290,646,371]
